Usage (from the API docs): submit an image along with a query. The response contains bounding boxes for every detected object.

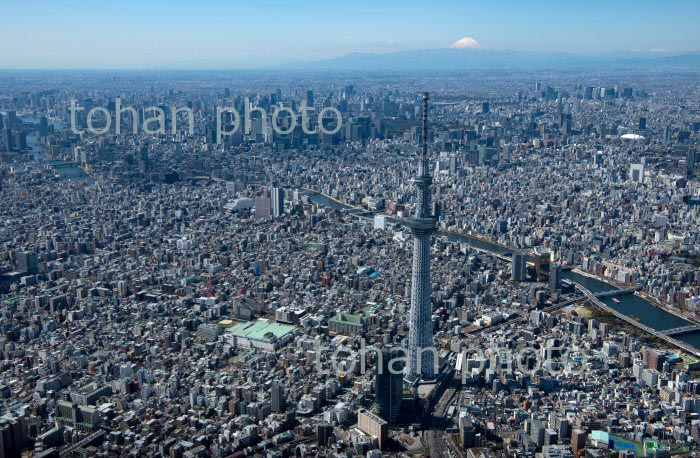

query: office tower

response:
[16,251,38,275]
[73,146,82,163]
[638,117,647,130]
[572,429,586,457]
[629,164,644,184]
[593,151,603,167]
[357,408,388,450]
[270,382,285,413]
[2,128,13,151]
[459,417,477,448]
[317,423,333,447]
[0,417,23,458]
[271,186,285,217]
[482,102,490,114]
[250,116,264,140]
[255,196,271,219]
[407,92,437,380]
[561,115,571,135]
[549,263,562,291]
[554,416,571,441]
[689,150,697,171]
[138,146,149,172]
[306,90,314,107]
[644,348,666,371]
[530,419,546,447]
[7,111,17,128]
[39,116,49,138]
[14,132,26,150]
[665,125,673,142]
[512,251,526,282]
[375,346,403,424]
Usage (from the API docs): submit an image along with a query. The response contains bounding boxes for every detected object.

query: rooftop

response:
[225,319,296,341]
[330,312,363,326]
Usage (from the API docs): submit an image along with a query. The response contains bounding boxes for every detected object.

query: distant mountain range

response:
[281,49,700,71]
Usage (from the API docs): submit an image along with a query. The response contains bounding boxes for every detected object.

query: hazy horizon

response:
[1,0,699,70]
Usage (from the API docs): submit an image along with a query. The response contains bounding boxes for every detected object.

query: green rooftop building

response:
[329,312,364,335]
[223,319,297,351]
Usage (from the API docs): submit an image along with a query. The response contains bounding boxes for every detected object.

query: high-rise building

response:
[407,93,437,380]
[2,128,13,151]
[644,348,666,371]
[0,417,24,458]
[512,251,526,282]
[317,422,333,447]
[549,263,562,291]
[6,111,17,128]
[357,408,388,450]
[270,382,285,413]
[572,429,587,457]
[16,251,38,275]
[39,116,49,138]
[530,419,546,447]
[554,416,571,441]
[665,125,673,142]
[13,131,26,150]
[374,345,403,424]
[138,146,149,172]
[688,150,696,171]
[638,117,647,130]
[255,196,272,219]
[459,417,477,448]
[271,186,285,217]
[630,164,644,184]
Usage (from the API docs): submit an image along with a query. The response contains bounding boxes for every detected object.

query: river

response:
[304,190,700,348]
[21,116,94,184]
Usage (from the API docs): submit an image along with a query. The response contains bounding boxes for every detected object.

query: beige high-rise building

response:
[357,408,388,450]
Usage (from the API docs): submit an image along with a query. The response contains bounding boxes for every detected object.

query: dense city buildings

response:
[0,64,700,457]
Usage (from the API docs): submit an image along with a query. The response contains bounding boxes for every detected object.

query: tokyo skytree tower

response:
[406,92,437,380]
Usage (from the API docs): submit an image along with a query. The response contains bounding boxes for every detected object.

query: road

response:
[423,387,463,458]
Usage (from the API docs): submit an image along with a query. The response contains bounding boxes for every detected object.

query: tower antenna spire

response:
[421,92,429,175]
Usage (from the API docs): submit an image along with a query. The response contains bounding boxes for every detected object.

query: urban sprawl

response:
[1,69,700,458]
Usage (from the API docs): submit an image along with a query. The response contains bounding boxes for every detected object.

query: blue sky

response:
[1,0,698,68]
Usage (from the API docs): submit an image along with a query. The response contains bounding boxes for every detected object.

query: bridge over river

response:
[573,282,700,358]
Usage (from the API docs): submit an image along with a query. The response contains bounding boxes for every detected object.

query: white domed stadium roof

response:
[620,133,645,141]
